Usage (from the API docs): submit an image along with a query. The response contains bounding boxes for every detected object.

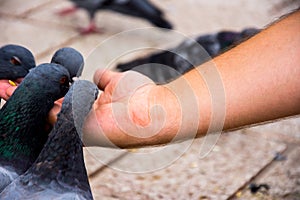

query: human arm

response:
[82,9,300,148]
[176,8,300,137]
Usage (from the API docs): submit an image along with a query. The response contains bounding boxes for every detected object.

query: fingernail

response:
[8,80,17,86]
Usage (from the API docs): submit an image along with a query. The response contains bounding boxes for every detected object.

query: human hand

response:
[47,98,64,125]
[0,79,63,126]
[0,79,21,100]
[82,70,182,148]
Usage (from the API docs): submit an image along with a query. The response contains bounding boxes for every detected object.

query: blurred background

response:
[0,0,299,199]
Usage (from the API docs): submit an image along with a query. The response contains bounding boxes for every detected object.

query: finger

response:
[55,97,64,105]
[0,91,9,100]
[93,69,120,90]
[47,100,62,125]
[0,86,16,100]
[96,91,112,105]
[47,110,58,126]
[0,80,10,99]
[6,86,17,97]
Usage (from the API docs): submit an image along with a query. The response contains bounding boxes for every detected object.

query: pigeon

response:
[0,44,35,80]
[116,28,260,83]
[0,80,98,200]
[61,0,173,34]
[0,63,70,192]
[0,44,36,102]
[51,47,84,81]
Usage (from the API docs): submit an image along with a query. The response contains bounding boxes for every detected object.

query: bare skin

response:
[0,79,23,99]
[83,9,300,148]
[0,80,13,99]
[2,10,299,148]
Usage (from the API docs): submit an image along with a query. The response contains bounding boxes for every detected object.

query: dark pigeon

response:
[0,44,35,80]
[117,28,260,84]
[64,0,173,34]
[51,47,84,81]
[0,63,70,192]
[0,80,98,200]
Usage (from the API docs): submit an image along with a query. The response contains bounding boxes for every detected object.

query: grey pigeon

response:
[0,63,70,192]
[62,0,173,34]
[0,44,35,80]
[51,47,84,81]
[117,28,260,83]
[0,80,98,200]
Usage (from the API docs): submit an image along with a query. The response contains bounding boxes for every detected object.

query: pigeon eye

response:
[59,76,68,85]
[10,56,22,66]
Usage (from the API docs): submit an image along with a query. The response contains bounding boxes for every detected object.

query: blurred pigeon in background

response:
[0,80,98,200]
[60,0,173,34]
[51,47,84,81]
[0,63,70,192]
[116,28,259,83]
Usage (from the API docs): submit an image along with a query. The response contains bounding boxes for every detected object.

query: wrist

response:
[166,66,215,139]
[145,84,182,146]
[118,84,183,147]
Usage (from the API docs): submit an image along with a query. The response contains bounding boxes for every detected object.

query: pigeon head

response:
[0,44,36,80]
[19,63,71,101]
[51,47,84,81]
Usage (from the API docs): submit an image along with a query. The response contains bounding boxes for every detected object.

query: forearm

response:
[215,9,300,130]
[167,9,300,139]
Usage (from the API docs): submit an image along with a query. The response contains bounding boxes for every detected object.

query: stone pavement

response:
[0,0,299,199]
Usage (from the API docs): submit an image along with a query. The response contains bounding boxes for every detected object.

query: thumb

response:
[93,69,121,90]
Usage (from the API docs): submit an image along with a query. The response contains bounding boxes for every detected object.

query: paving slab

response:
[248,116,300,142]
[149,0,293,36]
[37,27,186,81]
[231,145,300,200]
[0,17,78,58]
[0,0,53,16]
[26,0,85,29]
[88,131,286,200]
